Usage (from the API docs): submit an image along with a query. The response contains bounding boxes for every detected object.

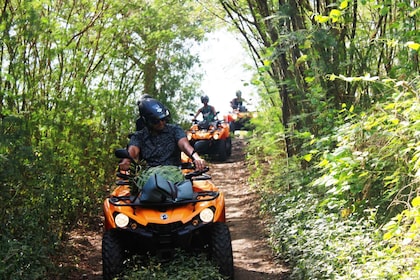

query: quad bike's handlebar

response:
[114,148,209,179]
[111,149,215,207]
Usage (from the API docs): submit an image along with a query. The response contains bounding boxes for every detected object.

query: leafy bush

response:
[248,79,420,278]
[121,250,226,279]
[313,87,420,223]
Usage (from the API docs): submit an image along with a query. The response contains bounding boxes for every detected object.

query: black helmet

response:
[138,98,170,126]
[137,94,153,106]
[201,95,209,103]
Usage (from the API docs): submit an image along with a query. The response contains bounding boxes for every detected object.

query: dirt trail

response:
[60,138,288,279]
[211,138,288,279]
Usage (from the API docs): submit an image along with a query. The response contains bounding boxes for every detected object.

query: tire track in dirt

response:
[209,138,289,279]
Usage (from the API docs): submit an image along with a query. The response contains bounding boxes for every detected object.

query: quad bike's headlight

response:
[115,213,129,228]
[213,133,220,140]
[199,208,214,223]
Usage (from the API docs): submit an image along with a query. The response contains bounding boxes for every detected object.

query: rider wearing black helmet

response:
[193,95,217,122]
[120,96,206,171]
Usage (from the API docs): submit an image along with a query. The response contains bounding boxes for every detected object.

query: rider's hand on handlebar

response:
[193,155,206,171]
[119,158,131,171]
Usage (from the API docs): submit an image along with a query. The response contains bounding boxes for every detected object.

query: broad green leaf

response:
[380,6,389,16]
[314,15,330,23]
[390,118,399,125]
[296,54,308,65]
[383,231,393,241]
[406,41,420,51]
[263,59,271,66]
[384,103,395,110]
[305,76,315,83]
[319,158,329,167]
[411,197,420,207]
[329,9,341,18]
[303,153,312,162]
[339,0,348,9]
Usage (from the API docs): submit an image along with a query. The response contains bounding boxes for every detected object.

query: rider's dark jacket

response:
[129,124,186,167]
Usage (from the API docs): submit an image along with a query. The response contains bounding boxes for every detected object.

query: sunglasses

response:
[149,117,168,125]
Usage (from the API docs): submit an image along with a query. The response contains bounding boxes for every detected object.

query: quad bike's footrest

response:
[109,191,219,207]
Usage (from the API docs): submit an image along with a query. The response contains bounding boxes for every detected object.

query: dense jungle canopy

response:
[1,0,419,278]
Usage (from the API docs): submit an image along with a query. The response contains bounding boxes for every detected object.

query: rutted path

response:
[59,138,288,279]
[210,138,288,279]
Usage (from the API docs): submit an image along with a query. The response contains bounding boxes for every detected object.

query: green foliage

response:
[313,82,420,222]
[222,0,419,278]
[121,250,226,279]
[0,0,215,277]
[247,77,420,278]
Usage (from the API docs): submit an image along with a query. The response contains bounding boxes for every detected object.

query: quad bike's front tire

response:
[211,222,234,279]
[226,137,232,157]
[217,139,227,161]
[102,230,125,280]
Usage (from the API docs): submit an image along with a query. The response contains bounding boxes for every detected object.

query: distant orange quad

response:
[224,106,257,132]
[186,112,232,162]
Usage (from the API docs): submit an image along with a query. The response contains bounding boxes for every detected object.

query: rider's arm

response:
[193,108,202,119]
[210,105,216,115]
[178,137,206,170]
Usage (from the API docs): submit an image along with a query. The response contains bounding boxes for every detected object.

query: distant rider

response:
[230,90,244,110]
[193,95,217,122]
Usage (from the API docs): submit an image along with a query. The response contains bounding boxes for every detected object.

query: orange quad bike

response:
[102,149,234,280]
[224,105,257,132]
[186,113,232,161]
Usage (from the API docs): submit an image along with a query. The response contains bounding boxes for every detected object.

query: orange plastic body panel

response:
[103,178,226,231]
[187,122,230,141]
[224,109,257,122]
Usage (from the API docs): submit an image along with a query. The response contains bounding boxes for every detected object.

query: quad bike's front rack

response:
[109,190,219,207]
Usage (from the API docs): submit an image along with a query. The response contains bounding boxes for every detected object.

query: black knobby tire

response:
[102,230,125,280]
[211,222,234,279]
[217,139,227,161]
[226,137,232,157]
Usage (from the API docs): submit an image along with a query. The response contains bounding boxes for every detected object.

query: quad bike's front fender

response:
[103,185,226,231]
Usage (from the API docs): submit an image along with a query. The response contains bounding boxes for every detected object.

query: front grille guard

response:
[109,191,219,207]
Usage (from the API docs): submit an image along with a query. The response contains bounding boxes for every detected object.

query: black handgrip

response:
[184,167,210,179]
[116,172,131,180]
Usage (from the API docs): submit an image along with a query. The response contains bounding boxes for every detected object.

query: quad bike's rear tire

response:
[102,230,125,280]
[217,139,227,161]
[210,222,234,279]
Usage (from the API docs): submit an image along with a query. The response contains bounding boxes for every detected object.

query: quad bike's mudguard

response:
[102,149,233,280]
